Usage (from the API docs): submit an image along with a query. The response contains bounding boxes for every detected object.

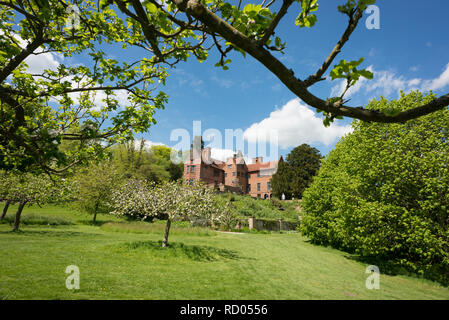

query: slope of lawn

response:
[220,193,301,221]
[0,205,448,300]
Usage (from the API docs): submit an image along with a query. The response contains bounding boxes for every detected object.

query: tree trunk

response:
[12,200,26,232]
[162,218,171,248]
[1,200,10,220]
[93,203,99,224]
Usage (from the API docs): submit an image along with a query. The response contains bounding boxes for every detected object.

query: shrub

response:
[301,91,449,284]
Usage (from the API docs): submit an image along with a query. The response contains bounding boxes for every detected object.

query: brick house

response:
[184,136,282,199]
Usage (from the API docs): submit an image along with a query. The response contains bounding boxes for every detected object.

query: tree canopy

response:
[271,144,321,199]
[110,140,184,182]
[1,0,448,174]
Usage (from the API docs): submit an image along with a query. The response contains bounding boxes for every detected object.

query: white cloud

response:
[11,34,62,74]
[211,75,234,88]
[125,139,166,150]
[25,51,61,74]
[421,63,449,91]
[210,148,234,162]
[330,63,449,99]
[243,99,353,149]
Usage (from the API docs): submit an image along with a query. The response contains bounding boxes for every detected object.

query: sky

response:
[23,0,449,163]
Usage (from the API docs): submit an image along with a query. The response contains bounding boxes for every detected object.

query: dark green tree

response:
[272,144,321,199]
[271,160,293,199]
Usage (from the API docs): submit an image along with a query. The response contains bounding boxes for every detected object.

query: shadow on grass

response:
[122,240,242,262]
[77,220,112,226]
[346,255,449,287]
[300,237,449,287]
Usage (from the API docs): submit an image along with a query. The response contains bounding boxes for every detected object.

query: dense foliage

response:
[72,161,121,222]
[111,141,183,182]
[220,193,300,222]
[271,144,321,199]
[2,0,447,176]
[301,91,449,284]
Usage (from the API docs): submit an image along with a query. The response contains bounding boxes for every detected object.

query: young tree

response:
[73,161,121,223]
[301,91,449,283]
[0,172,57,231]
[272,144,321,199]
[1,200,10,220]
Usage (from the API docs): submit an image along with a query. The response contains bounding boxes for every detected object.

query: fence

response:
[235,217,300,232]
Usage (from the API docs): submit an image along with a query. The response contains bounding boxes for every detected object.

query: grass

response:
[0,203,124,226]
[0,204,448,300]
[101,221,216,237]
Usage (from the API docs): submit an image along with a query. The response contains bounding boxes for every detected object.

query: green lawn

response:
[0,205,448,300]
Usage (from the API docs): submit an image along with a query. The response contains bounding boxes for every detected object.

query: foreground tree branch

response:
[167,0,449,123]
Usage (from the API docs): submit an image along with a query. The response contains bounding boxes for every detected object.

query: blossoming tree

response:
[0,172,58,231]
[111,180,232,247]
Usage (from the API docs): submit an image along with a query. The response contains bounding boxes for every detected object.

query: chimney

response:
[192,136,203,161]
[202,147,212,164]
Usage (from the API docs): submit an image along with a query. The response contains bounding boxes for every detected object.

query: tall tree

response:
[271,160,292,199]
[271,144,321,199]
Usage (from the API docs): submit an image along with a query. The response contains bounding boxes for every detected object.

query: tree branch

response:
[0,28,44,83]
[260,0,294,46]
[304,8,363,87]
[170,0,449,123]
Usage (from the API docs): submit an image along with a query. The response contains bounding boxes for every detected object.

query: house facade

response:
[183,136,282,199]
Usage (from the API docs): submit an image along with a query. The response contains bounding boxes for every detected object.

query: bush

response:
[301,91,449,284]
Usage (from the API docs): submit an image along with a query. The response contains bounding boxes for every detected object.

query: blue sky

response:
[23,0,449,162]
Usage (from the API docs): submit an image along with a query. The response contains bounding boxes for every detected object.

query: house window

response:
[232,172,236,176]
[257,183,261,191]
[228,164,232,169]
[225,173,227,178]
[237,172,240,177]
[257,172,260,177]
[267,182,271,190]
[190,165,195,173]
